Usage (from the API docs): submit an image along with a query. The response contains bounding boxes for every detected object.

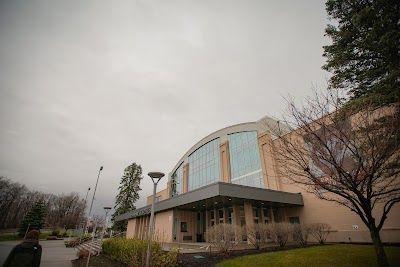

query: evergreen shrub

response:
[102,238,177,267]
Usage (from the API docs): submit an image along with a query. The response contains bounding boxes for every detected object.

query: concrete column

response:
[244,202,254,227]
[233,205,242,243]
[206,209,210,229]
[270,207,275,223]
[223,207,229,223]
[258,131,280,190]
[233,205,241,226]
[219,141,231,183]
[167,180,172,198]
[136,217,141,238]
[183,163,189,193]
[244,202,254,244]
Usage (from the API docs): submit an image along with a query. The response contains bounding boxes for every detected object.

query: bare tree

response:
[205,223,240,254]
[245,223,271,250]
[0,177,27,228]
[0,177,87,231]
[269,90,400,266]
[309,223,332,245]
[292,223,312,246]
[267,223,293,247]
[49,192,86,231]
[90,215,105,234]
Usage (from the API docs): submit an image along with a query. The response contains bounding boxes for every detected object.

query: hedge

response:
[102,238,177,267]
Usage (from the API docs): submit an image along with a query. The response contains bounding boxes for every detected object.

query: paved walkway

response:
[0,239,77,266]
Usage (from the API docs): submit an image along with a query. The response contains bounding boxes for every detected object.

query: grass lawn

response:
[0,234,23,241]
[0,232,52,241]
[218,245,400,267]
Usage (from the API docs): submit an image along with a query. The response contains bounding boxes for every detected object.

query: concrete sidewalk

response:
[0,239,77,267]
[41,239,77,267]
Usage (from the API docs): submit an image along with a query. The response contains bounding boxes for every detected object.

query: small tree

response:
[293,223,312,246]
[268,223,293,247]
[112,163,143,232]
[309,223,332,245]
[246,223,271,250]
[205,223,240,254]
[18,199,47,236]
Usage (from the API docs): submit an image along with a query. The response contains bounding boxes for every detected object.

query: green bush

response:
[39,232,51,239]
[0,234,23,241]
[102,238,177,267]
[82,233,91,239]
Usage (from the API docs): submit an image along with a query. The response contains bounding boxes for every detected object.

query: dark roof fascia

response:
[115,182,303,221]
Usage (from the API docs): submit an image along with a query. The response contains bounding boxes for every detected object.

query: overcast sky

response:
[0,0,330,217]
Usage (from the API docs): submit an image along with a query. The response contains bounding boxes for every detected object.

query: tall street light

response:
[98,206,112,254]
[80,187,91,242]
[85,166,103,234]
[146,172,165,267]
[84,187,91,206]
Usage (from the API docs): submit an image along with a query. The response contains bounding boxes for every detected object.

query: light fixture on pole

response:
[85,166,103,235]
[84,187,91,205]
[98,207,112,254]
[145,172,165,267]
[80,187,91,242]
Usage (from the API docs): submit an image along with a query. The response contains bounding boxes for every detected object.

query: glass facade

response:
[228,131,264,188]
[188,138,221,191]
[171,163,183,197]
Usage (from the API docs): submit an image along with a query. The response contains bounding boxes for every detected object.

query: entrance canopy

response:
[115,182,304,221]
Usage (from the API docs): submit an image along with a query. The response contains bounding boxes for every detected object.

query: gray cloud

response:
[0,0,330,216]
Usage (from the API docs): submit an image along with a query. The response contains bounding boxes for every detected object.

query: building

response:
[115,116,400,243]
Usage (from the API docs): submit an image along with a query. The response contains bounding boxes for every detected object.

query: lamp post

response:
[85,166,103,235]
[98,207,112,254]
[80,187,91,242]
[146,172,165,267]
[84,187,91,206]
[86,217,96,267]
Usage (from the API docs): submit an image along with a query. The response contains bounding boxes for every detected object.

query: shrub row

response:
[246,222,332,249]
[205,222,332,253]
[102,238,178,267]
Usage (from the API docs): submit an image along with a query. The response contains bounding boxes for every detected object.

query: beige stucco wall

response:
[258,131,280,191]
[147,188,169,205]
[183,164,189,193]
[154,210,174,243]
[282,188,400,243]
[126,219,137,239]
[176,210,197,242]
[220,141,231,183]
[271,120,400,243]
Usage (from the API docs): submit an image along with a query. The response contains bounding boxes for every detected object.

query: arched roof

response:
[169,116,290,176]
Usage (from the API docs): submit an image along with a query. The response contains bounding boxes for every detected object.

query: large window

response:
[228,131,264,188]
[188,138,221,191]
[218,209,224,223]
[228,207,234,224]
[171,163,183,196]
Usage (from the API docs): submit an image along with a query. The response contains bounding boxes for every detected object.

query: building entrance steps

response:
[75,237,108,256]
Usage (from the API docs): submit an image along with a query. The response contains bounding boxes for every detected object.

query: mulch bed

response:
[177,244,319,267]
[72,244,320,267]
[72,255,125,267]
